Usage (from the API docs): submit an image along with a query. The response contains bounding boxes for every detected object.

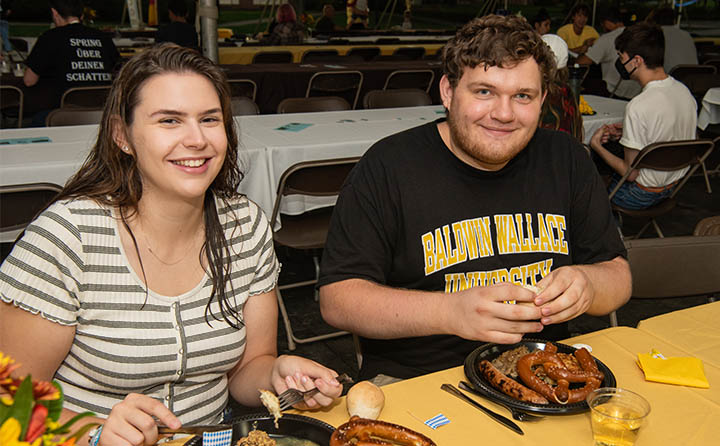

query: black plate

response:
[464,339,616,415]
[186,413,334,446]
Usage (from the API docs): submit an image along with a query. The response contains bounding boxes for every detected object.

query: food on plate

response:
[237,429,276,446]
[490,345,530,378]
[259,389,282,428]
[504,284,542,306]
[578,95,595,115]
[346,381,385,420]
[479,343,604,405]
[330,416,436,446]
[478,359,549,404]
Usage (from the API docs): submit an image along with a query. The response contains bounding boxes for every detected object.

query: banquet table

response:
[0,104,625,222]
[292,326,718,445]
[581,94,628,144]
[698,87,720,131]
[217,43,445,65]
[638,301,720,368]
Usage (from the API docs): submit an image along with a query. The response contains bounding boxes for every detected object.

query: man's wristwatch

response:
[88,424,103,446]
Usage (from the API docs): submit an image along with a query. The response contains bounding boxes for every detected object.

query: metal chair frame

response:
[231,96,260,116]
[0,183,63,244]
[60,86,111,109]
[228,78,258,102]
[269,157,360,350]
[0,85,23,128]
[382,69,435,93]
[609,139,715,239]
[609,235,720,326]
[46,108,104,127]
[277,96,351,114]
[363,88,432,109]
[305,70,364,110]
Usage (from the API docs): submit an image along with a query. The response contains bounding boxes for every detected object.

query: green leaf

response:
[49,411,96,434]
[65,421,100,441]
[7,376,34,439]
[0,400,10,426]
[39,382,64,422]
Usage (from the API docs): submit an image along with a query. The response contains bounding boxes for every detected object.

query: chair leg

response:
[276,283,351,350]
[313,256,320,302]
[650,220,664,238]
[276,287,297,351]
[609,310,618,327]
[700,161,712,194]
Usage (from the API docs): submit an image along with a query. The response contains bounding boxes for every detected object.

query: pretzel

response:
[330,416,436,446]
[516,345,603,404]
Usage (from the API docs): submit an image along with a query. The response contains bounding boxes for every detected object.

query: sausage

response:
[478,360,549,404]
[330,416,436,446]
[517,345,604,404]
[516,350,570,404]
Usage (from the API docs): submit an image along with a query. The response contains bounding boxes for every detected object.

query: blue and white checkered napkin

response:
[424,413,450,430]
[202,428,233,446]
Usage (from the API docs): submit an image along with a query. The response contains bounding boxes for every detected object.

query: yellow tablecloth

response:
[218,43,445,65]
[294,326,719,445]
[638,301,720,368]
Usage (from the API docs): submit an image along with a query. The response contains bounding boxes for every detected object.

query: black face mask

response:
[615,56,637,80]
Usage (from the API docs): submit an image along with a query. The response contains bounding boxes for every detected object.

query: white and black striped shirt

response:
[0,195,279,424]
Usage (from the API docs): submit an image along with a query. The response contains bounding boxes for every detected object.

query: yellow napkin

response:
[637,349,709,388]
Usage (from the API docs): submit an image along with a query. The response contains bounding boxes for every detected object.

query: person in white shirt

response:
[589,23,697,210]
[576,9,641,99]
[650,7,698,73]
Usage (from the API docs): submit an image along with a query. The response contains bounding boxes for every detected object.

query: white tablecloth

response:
[698,87,720,131]
[581,94,628,143]
[0,102,625,226]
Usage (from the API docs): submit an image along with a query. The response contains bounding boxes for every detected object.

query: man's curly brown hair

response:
[442,15,557,93]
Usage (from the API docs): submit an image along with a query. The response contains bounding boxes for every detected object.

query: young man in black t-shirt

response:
[23,0,119,124]
[318,15,631,381]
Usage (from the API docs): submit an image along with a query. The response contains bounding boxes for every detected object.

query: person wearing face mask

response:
[589,23,697,210]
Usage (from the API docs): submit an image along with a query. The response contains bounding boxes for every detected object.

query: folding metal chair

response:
[694,216,720,236]
[277,96,351,114]
[362,88,431,109]
[383,69,435,93]
[228,79,258,102]
[231,97,260,115]
[305,71,363,109]
[609,235,720,326]
[46,108,104,127]
[252,50,293,64]
[300,49,340,63]
[0,183,62,245]
[608,139,715,239]
[347,47,380,61]
[60,86,111,108]
[0,85,23,128]
[270,157,360,350]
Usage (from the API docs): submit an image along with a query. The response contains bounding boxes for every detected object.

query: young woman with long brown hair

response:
[0,44,342,446]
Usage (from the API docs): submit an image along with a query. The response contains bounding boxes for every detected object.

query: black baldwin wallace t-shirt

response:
[318,120,626,380]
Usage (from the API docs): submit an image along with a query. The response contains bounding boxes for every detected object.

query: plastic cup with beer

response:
[587,387,650,446]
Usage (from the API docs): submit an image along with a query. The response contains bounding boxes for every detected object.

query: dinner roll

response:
[346,381,385,420]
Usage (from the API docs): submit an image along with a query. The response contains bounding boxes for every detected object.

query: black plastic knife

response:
[440,383,524,435]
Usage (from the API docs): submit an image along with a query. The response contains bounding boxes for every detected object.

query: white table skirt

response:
[698,87,720,131]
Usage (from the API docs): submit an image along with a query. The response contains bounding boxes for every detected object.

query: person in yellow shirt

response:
[557,3,599,56]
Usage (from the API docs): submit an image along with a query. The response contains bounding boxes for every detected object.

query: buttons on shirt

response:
[177,370,182,376]
[179,348,184,354]
[165,395,170,401]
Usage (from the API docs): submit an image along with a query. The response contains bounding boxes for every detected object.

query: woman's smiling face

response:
[123,72,228,204]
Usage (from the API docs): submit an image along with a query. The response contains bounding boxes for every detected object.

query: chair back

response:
[694,216,720,236]
[363,88,432,109]
[392,47,425,60]
[0,183,62,244]
[609,139,715,200]
[277,96,351,114]
[624,235,720,299]
[46,108,104,127]
[231,96,260,115]
[0,85,23,128]
[383,69,435,93]
[270,157,360,233]
[301,49,340,63]
[704,58,720,72]
[305,71,364,109]
[347,47,380,61]
[229,79,258,102]
[252,51,293,64]
[668,64,717,80]
[60,86,111,108]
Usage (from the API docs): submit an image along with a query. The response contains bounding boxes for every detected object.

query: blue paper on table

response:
[202,429,233,446]
[275,122,314,132]
[0,136,52,144]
